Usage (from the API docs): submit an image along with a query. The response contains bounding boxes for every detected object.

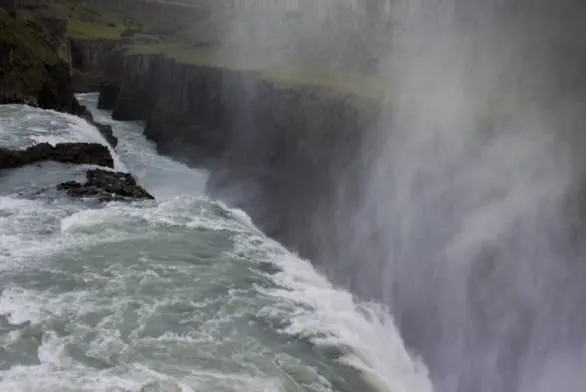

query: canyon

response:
[63,0,387,266]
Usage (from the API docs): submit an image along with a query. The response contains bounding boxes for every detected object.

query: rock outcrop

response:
[58,168,153,201]
[97,81,120,110]
[0,142,114,169]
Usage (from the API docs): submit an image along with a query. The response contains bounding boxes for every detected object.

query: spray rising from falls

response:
[220,0,391,71]
[222,1,586,391]
[351,1,586,392]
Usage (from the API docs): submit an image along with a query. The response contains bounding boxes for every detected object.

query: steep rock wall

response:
[101,53,381,261]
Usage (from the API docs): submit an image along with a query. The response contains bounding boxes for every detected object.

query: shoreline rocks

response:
[97,81,120,111]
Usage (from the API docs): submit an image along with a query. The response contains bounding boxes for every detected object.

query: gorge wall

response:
[95,51,381,262]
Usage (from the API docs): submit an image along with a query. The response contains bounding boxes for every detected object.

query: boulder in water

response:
[58,168,154,201]
[0,142,114,169]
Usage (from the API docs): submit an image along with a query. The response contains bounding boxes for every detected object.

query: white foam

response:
[57,197,430,392]
[0,197,71,270]
[75,197,432,392]
[0,287,44,324]
[268,254,431,392]
[224,208,433,392]
[0,284,303,392]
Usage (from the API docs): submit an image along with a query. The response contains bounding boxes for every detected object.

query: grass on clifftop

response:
[125,43,384,101]
[66,19,123,40]
[61,0,384,101]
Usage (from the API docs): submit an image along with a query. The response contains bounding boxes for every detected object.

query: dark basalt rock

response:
[111,90,149,121]
[0,142,114,169]
[144,107,222,166]
[58,169,154,201]
[72,70,102,94]
[97,81,119,110]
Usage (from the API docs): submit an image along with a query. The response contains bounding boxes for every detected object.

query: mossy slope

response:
[0,5,79,111]
[0,9,59,100]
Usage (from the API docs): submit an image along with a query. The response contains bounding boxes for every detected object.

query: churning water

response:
[0,94,430,392]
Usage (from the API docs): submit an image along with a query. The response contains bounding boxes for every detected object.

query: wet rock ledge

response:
[0,142,152,201]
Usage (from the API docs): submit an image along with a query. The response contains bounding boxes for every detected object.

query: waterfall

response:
[344,1,586,391]
[218,1,586,390]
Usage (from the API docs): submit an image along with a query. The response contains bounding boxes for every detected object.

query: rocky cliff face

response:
[99,53,381,260]
[70,39,118,92]
[0,7,77,112]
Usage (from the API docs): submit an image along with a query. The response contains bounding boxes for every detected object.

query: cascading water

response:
[342,1,586,391]
[219,0,586,391]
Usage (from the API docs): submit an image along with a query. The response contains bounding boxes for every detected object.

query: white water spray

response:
[219,0,586,390]
[349,1,586,391]
[219,0,391,72]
